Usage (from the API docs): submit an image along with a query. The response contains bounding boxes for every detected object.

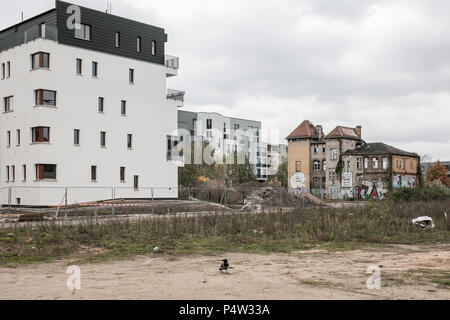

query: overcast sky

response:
[2,0,449,161]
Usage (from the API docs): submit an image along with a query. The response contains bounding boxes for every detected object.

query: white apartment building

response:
[178,110,269,181]
[0,1,183,206]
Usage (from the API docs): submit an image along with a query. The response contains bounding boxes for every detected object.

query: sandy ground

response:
[0,244,449,300]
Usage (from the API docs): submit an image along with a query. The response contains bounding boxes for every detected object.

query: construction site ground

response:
[0,243,448,300]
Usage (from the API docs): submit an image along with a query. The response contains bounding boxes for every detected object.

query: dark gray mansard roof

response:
[343,142,419,157]
[0,1,167,65]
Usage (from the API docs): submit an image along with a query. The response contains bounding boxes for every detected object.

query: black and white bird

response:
[219,259,229,272]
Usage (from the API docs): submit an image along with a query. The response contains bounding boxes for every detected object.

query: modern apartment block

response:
[0,1,183,205]
[178,110,270,181]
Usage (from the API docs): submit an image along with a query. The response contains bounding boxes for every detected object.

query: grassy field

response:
[0,200,449,267]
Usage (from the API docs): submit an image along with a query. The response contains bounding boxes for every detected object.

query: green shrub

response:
[389,186,450,201]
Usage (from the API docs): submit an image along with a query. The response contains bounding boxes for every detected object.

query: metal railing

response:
[165,55,179,69]
[167,89,185,102]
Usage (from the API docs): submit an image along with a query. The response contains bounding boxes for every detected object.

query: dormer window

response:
[39,23,46,38]
[74,23,91,41]
[137,37,142,52]
[115,32,120,47]
[152,40,156,56]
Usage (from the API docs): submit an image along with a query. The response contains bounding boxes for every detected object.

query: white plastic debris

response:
[153,246,159,253]
[412,216,435,229]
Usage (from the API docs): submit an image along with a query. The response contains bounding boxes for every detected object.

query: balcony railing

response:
[167,89,185,102]
[165,55,179,69]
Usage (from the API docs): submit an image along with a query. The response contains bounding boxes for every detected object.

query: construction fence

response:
[0,186,320,220]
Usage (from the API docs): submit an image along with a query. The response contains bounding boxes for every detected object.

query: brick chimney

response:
[316,125,323,140]
[356,125,362,137]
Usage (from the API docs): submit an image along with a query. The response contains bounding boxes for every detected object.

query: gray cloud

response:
[2,0,449,160]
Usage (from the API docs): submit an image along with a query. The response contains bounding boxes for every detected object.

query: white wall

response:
[0,38,179,205]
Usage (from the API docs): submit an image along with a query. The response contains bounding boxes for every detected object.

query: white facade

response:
[0,38,180,205]
[178,111,269,181]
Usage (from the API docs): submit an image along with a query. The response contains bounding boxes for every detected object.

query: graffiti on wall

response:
[342,180,387,200]
[393,175,417,188]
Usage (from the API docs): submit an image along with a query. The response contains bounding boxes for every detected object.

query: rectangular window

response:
[330,149,338,160]
[98,97,104,112]
[151,40,156,55]
[234,124,240,130]
[372,157,379,169]
[357,157,363,170]
[115,32,120,48]
[74,129,80,145]
[22,165,26,181]
[129,69,134,83]
[121,100,127,115]
[207,119,212,129]
[7,130,11,147]
[35,90,56,106]
[11,165,15,182]
[4,96,13,112]
[323,160,327,171]
[91,166,97,181]
[74,23,91,41]
[120,167,125,182]
[134,175,139,189]
[76,59,82,74]
[6,62,10,78]
[32,127,50,143]
[313,160,321,171]
[313,145,318,154]
[322,145,326,153]
[1,63,4,79]
[137,37,142,52]
[296,161,301,172]
[364,158,369,169]
[16,129,20,146]
[92,61,98,77]
[127,134,132,149]
[39,23,46,38]
[6,166,9,181]
[35,164,56,180]
[100,131,106,147]
[32,52,50,69]
[382,157,388,170]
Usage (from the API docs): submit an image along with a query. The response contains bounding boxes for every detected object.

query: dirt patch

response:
[0,244,448,300]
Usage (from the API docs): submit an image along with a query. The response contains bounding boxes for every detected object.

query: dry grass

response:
[0,200,449,267]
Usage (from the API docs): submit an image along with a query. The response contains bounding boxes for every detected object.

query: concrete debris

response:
[412,216,435,229]
[0,218,20,223]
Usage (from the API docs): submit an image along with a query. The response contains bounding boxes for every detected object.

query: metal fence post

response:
[224,187,227,208]
[280,187,283,209]
[151,188,154,215]
[8,187,11,215]
[64,188,68,219]
[112,187,115,217]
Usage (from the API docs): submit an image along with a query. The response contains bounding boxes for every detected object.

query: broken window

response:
[313,160,321,171]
